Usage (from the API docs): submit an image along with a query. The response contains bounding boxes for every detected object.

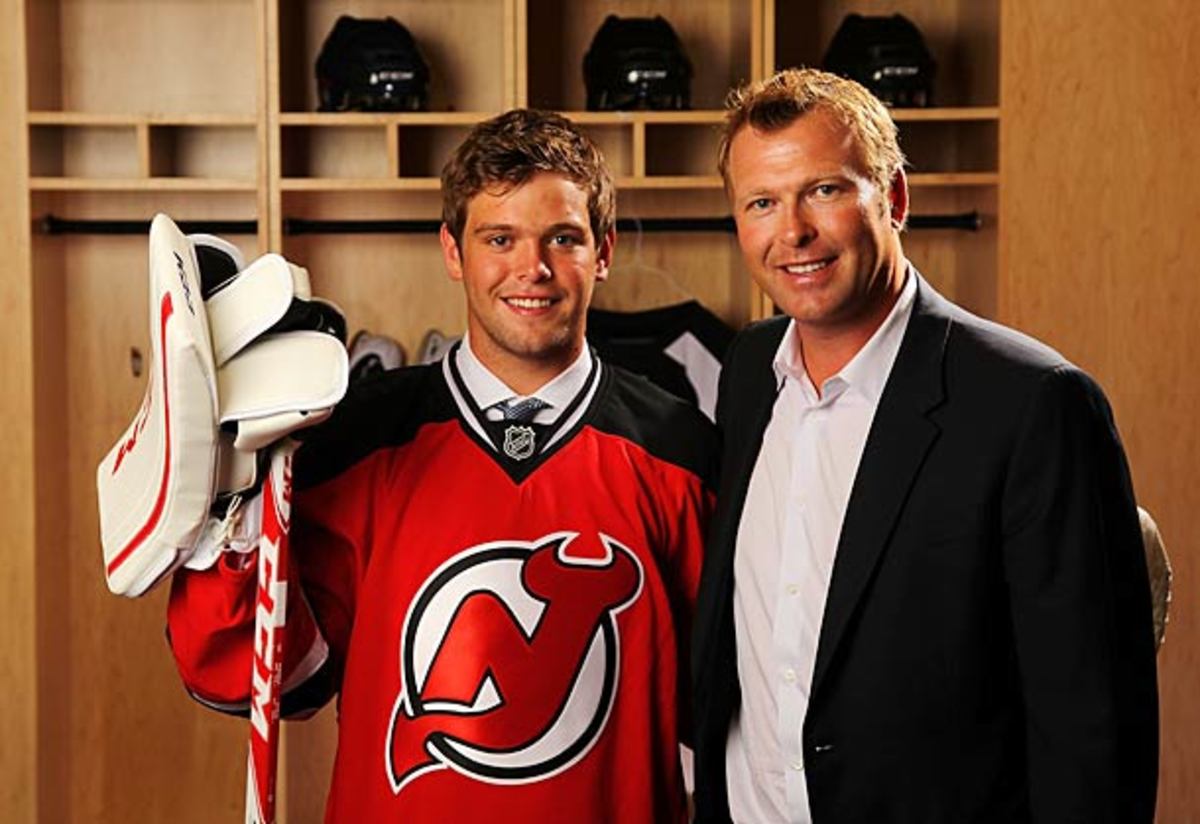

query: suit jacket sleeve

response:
[1001,365,1158,822]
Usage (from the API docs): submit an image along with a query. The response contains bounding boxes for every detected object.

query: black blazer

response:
[692,277,1158,823]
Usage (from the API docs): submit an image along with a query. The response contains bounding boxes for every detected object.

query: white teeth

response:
[507,297,552,309]
[784,259,832,275]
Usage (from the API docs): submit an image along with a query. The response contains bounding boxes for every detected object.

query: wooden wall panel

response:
[1000,1,1200,818]
[0,5,38,823]
[47,0,259,114]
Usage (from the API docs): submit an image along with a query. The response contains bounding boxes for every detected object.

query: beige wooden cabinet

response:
[2,1,1001,821]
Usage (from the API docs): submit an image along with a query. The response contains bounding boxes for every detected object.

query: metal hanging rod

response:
[38,216,258,236]
[38,212,982,236]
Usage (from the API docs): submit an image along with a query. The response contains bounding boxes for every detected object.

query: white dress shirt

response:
[725,271,916,823]
[454,332,593,426]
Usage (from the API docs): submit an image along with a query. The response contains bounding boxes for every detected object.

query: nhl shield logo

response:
[502,425,536,460]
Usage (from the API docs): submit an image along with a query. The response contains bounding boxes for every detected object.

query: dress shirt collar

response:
[455,331,594,414]
[772,264,917,405]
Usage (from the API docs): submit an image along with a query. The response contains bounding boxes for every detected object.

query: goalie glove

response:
[96,214,349,597]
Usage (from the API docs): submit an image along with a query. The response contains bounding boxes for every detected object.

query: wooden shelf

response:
[277,111,728,127]
[279,178,442,192]
[618,175,725,190]
[29,177,258,192]
[278,112,495,127]
[28,112,257,127]
[908,172,999,187]
[563,111,727,125]
[277,175,735,192]
[890,107,1000,122]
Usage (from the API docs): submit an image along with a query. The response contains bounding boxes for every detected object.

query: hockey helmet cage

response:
[822,14,936,108]
[316,15,430,112]
[584,15,692,111]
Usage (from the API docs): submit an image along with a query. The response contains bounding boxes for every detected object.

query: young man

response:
[168,110,715,823]
[692,69,1158,823]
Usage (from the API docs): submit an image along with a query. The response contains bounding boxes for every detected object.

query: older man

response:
[692,68,1158,823]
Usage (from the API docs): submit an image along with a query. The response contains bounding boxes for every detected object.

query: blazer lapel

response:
[810,279,952,699]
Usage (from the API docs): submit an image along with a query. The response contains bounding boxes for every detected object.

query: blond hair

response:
[718,68,905,195]
[441,109,616,246]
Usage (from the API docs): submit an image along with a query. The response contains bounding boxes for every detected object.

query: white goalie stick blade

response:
[97,214,220,597]
[246,443,296,824]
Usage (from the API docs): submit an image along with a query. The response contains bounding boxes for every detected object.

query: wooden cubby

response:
[8,0,1000,820]
[522,0,758,111]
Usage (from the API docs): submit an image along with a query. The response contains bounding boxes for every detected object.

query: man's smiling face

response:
[441,171,613,390]
[727,107,907,341]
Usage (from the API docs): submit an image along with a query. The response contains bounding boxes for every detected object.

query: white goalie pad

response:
[97,215,221,597]
[97,213,348,597]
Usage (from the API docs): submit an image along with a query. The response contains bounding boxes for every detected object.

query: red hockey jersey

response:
[168,350,716,823]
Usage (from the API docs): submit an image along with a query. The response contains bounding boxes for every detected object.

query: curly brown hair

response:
[441,109,616,247]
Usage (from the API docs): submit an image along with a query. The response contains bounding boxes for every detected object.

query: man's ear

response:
[594,227,616,283]
[888,167,910,230]
[440,223,464,282]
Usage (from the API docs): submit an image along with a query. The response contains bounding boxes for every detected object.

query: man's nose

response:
[514,239,552,281]
[781,204,816,246]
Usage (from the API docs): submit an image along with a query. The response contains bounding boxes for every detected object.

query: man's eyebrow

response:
[470,220,588,237]
[738,171,857,198]
[471,223,512,235]
[544,221,586,234]
[739,186,775,199]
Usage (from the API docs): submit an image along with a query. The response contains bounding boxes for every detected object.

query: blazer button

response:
[810,743,835,756]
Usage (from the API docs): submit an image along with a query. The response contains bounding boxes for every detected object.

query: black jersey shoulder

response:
[293,362,455,490]
[588,299,735,357]
[588,363,718,489]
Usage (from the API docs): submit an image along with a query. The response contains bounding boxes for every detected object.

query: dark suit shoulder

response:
[917,287,1092,393]
[590,363,718,488]
[901,287,1125,457]
[725,315,789,369]
[945,304,1069,371]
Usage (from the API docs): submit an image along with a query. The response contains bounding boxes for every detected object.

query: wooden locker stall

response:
[0,0,1092,821]
[12,1,269,822]
[1,2,37,819]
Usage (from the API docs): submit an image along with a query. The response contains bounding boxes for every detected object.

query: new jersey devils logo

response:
[386,531,644,794]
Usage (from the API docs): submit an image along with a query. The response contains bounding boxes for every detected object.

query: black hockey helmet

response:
[822,14,936,107]
[316,16,430,112]
[583,15,692,111]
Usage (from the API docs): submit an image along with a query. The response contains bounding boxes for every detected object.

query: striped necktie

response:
[498,396,549,423]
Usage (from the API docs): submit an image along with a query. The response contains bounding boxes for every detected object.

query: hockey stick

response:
[245,441,298,824]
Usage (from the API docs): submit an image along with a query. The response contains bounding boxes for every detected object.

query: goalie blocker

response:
[97,214,350,597]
